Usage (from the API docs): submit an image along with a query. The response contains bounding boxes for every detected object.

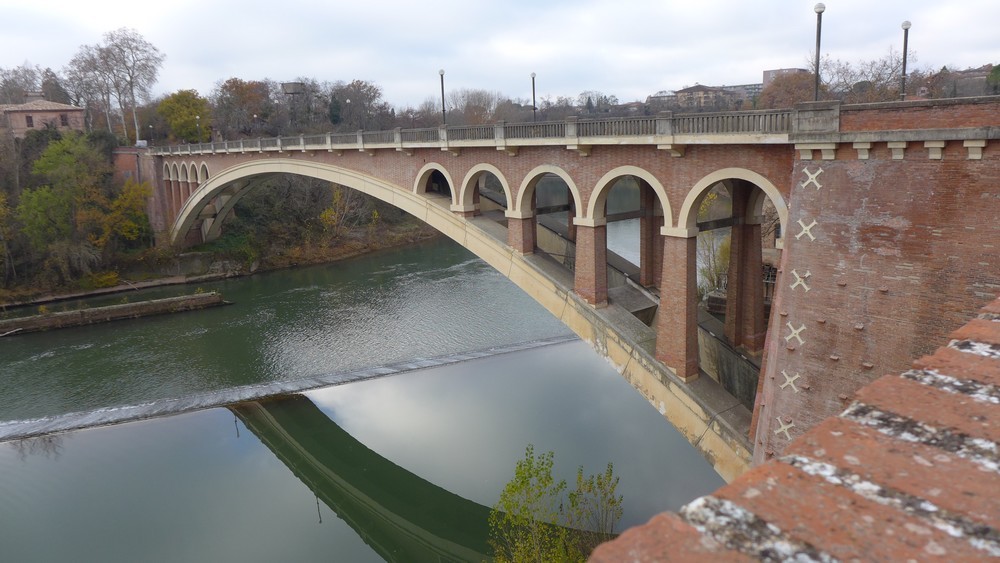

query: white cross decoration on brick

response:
[801,166,824,190]
[785,322,806,346]
[795,218,817,241]
[780,370,802,393]
[773,417,796,440]
[790,269,812,292]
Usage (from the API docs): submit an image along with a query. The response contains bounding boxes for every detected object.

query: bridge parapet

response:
[149,109,795,158]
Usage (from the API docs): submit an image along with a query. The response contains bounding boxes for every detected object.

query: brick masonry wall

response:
[753,138,1000,463]
[840,97,1000,131]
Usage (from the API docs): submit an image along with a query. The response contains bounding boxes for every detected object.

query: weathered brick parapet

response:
[591,295,1000,561]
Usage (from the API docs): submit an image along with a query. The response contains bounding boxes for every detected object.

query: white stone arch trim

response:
[584,165,673,229]
[455,163,512,212]
[199,162,210,183]
[178,164,189,182]
[163,162,174,181]
[188,162,199,184]
[511,165,582,219]
[677,167,787,236]
[412,162,457,205]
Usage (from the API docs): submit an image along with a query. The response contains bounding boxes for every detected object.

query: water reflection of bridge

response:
[231,395,492,562]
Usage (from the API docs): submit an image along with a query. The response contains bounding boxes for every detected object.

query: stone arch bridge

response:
[123,97,1000,480]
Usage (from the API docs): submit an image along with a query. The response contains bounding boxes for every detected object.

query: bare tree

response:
[101,28,165,143]
[0,62,42,104]
[447,88,503,125]
[65,45,120,133]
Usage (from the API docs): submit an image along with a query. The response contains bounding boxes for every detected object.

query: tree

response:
[65,44,120,134]
[40,68,71,104]
[988,65,1000,95]
[157,90,211,142]
[330,80,393,132]
[447,88,503,125]
[489,445,623,562]
[101,28,165,144]
[0,62,42,104]
[212,77,274,138]
[757,72,819,109]
[577,91,618,113]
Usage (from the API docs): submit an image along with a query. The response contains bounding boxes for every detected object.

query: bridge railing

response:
[149,109,793,156]
[576,116,656,137]
[673,110,792,135]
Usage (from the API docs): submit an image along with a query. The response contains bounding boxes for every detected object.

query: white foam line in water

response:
[0,335,578,442]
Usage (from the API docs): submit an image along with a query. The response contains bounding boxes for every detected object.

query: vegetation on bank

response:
[0,126,437,306]
[489,445,623,562]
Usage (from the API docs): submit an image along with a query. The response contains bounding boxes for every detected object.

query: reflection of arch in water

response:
[231,395,492,562]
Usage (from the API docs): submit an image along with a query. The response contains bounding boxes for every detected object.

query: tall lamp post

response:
[813,3,825,102]
[531,72,537,122]
[900,20,912,100]
[439,69,446,125]
[195,115,201,142]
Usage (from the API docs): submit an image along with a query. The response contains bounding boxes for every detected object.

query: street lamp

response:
[439,69,446,125]
[531,72,537,122]
[195,115,201,142]
[900,20,912,100]
[252,114,258,135]
[148,124,153,146]
[813,3,825,102]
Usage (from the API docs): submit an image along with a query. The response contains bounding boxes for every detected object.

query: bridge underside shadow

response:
[232,396,492,562]
[173,160,753,481]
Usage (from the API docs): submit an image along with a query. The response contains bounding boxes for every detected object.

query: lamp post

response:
[813,3,825,102]
[900,20,912,100]
[195,115,201,142]
[148,124,153,146]
[439,69,446,125]
[252,114,258,136]
[531,72,537,122]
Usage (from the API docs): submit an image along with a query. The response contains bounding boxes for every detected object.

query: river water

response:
[0,235,723,562]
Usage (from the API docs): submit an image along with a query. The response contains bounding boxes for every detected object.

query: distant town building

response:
[0,92,85,139]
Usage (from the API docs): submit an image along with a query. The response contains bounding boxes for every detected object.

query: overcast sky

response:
[3,0,997,108]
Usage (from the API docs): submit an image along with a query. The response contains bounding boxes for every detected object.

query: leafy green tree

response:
[16,185,73,251]
[489,445,623,562]
[157,90,211,142]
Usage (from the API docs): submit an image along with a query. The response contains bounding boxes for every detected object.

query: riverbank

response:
[0,221,441,311]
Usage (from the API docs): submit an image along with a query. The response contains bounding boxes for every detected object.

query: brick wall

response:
[753,137,1000,462]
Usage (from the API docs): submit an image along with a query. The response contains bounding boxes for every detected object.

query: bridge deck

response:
[591,295,1000,561]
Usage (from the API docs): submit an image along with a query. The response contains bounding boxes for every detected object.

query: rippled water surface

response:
[0,236,724,562]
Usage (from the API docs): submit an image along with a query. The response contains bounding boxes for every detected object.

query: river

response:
[0,234,723,562]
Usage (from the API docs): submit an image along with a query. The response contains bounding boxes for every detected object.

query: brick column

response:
[566,187,577,242]
[574,222,608,306]
[639,185,656,286]
[724,182,767,354]
[656,234,699,380]
[506,216,535,255]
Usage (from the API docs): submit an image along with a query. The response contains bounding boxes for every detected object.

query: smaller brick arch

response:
[413,162,456,204]
[163,163,173,181]
[585,166,673,229]
[199,162,210,183]
[677,168,787,235]
[512,165,582,219]
[455,163,513,212]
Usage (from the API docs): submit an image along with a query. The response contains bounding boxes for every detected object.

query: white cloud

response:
[3,0,997,108]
